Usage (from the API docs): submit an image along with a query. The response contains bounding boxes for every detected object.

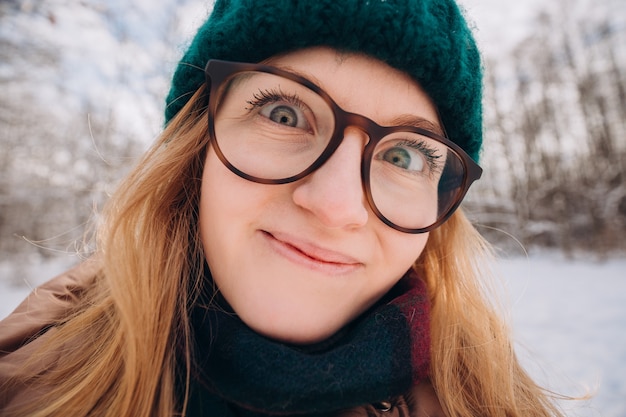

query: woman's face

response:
[199,47,438,344]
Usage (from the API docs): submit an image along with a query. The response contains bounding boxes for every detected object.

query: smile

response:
[261,231,363,275]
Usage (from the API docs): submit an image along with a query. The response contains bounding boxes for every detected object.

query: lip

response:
[261,231,363,274]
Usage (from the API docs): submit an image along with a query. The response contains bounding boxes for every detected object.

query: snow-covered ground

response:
[1,254,625,416]
[497,255,626,417]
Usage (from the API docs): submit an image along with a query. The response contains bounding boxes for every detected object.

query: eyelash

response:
[395,139,444,174]
[246,88,306,112]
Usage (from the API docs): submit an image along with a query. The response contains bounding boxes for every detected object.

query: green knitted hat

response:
[165,0,483,162]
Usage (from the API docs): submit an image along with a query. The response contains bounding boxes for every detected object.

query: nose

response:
[291,128,369,229]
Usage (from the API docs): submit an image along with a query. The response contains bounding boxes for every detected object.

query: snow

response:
[498,255,626,417]
[1,254,625,416]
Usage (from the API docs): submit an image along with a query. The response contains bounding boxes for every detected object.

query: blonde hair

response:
[6,88,563,417]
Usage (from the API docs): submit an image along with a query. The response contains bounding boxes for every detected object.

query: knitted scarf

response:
[188,271,430,416]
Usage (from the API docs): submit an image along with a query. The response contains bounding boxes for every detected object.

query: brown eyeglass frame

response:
[204,59,483,234]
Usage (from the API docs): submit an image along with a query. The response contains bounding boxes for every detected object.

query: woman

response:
[0,0,565,416]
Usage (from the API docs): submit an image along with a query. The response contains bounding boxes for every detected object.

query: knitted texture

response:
[190,272,430,415]
[165,0,483,162]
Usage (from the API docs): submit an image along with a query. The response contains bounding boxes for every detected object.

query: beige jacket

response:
[0,260,99,410]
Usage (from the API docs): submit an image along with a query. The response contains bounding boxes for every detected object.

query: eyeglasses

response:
[204,60,482,234]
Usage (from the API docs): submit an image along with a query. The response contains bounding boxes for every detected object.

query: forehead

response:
[264,47,441,130]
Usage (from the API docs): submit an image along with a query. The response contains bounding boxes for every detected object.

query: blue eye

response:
[248,89,311,131]
[380,142,431,173]
[375,137,445,178]
[381,147,424,171]
[264,104,299,127]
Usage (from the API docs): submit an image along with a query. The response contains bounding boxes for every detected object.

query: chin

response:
[251,320,343,346]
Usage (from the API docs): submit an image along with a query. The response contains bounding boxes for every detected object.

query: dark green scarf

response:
[188,271,430,416]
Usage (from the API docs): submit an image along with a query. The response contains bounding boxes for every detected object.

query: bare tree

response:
[472,0,626,255]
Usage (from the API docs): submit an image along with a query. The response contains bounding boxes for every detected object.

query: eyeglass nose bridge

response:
[313,104,397,177]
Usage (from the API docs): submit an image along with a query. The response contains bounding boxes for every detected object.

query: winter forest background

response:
[1,0,624,261]
[1,0,625,415]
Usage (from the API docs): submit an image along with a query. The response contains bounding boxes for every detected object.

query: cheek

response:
[198,154,223,248]
[198,148,254,234]
[380,229,429,276]
[198,150,244,279]
[197,149,288,284]
[198,168,219,277]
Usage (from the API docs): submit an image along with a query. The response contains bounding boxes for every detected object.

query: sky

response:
[460,0,548,54]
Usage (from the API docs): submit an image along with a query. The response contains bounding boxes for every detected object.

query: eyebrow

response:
[388,114,445,137]
[273,64,325,87]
